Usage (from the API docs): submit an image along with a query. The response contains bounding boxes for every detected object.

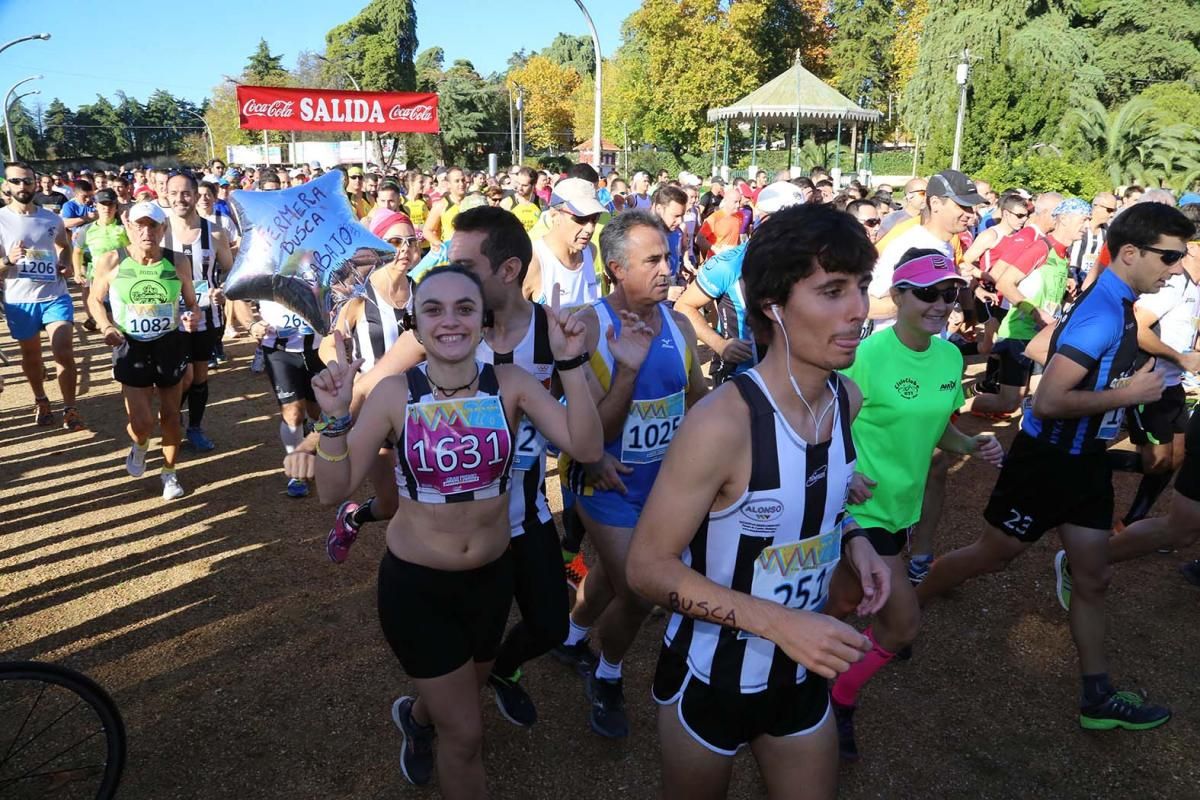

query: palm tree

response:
[1063,97,1200,189]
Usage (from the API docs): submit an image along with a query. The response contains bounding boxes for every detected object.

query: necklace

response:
[426,362,480,398]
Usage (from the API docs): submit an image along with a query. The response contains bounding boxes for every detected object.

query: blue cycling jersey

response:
[1021,268,1139,455]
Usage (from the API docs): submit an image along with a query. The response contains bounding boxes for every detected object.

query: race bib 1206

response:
[16,248,57,282]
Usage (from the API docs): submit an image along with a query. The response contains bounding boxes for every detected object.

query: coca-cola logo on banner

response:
[388,104,434,122]
[242,99,296,119]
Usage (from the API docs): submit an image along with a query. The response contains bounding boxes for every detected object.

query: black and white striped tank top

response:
[352,280,408,372]
[477,303,556,536]
[165,218,221,331]
[663,369,856,694]
[394,362,515,504]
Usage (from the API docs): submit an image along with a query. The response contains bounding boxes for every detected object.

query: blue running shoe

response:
[286,478,309,498]
[186,426,216,451]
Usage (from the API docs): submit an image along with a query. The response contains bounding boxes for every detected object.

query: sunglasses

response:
[1094,205,1116,213]
[388,236,420,249]
[6,177,34,185]
[907,285,961,304]
[1007,210,1030,219]
[1141,245,1188,265]
[861,217,881,227]
[570,213,601,225]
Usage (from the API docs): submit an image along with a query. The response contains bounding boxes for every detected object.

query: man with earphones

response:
[626,204,890,797]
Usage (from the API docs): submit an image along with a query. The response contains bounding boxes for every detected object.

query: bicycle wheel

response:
[0,661,126,800]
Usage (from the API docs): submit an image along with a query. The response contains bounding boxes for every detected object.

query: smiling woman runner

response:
[310,265,602,799]
[824,249,1004,761]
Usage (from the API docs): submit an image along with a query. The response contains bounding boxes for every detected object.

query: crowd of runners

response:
[4,153,1200,798]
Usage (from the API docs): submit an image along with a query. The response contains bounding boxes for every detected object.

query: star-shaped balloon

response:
[223,170,393,335]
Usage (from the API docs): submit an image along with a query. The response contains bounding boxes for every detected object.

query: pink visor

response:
[891,252,967,288]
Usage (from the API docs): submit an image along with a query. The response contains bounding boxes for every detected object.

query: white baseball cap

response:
[550,177,606,217]
[128,201,167,224]
[755,182,806,215]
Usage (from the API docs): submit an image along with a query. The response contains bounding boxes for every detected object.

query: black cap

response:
[94,188,117,204]
[927,170,986,206]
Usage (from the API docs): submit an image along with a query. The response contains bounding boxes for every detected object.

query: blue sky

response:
[0,0,641,110]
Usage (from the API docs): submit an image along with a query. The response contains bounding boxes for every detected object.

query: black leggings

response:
[492,518,570,678]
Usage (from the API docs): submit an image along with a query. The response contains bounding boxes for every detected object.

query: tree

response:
[507,55,580,152]
[611,0,766,162]
[890,0,928,98]
[41,98,75,159]
[1,101,40,161]
[1137,82,1200,133]
[540,33,595,77]
[902,0,1102,173]
[245,39,287,82]
[1085,0,1200,106]
[324,0,418,92]
[752,0,834,80]
[1060,96,1200,190]
[415,47,445,92]
[828,0,896,117]
[76,95,125,157]
[114,92,145,155]
[437,60,499,165]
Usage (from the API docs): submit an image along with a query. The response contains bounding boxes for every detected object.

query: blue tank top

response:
[570,299,690,503]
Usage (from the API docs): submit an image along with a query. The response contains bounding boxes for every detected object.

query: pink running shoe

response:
[326,500,360,564]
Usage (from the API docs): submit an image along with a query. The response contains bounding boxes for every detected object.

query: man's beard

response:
[8,188,33,204]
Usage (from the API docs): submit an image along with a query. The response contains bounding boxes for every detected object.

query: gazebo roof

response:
[707,62,882,125]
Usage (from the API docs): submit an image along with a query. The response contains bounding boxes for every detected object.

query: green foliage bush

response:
[975,153,1111,197]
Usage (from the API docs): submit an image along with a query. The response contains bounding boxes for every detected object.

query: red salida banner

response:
[236,85,439,133]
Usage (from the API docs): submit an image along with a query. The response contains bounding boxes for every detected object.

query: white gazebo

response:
[706,55,882,172]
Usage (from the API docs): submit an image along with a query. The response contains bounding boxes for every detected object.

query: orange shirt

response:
[699,209,742,252]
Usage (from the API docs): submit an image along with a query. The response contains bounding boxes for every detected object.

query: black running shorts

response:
[262,345,323,405]
[651,646,829,756]
[376,549,514,680]
[862,526,913,557]
[983,431,1113,542]
[1128,384,1188,447]
[1175,408,1200,502]
[111,331,188,389]
[183,327,220,363]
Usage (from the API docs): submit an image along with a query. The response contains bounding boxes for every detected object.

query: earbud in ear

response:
[771,304,783,325]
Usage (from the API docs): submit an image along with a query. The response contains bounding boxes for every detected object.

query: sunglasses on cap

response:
[1141,245,1188,265]
[906,285,961,304]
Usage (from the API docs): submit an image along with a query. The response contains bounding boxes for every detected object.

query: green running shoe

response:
[1080,689,1171,731]
[1054,550,1071,611]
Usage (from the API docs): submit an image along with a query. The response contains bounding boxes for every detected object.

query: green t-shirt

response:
[996,249,1070,342]
[81,220,130,278]
[842,329,965,531]
[109,256,182,340]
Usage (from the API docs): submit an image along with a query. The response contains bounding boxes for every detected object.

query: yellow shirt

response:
[504,197,541,232]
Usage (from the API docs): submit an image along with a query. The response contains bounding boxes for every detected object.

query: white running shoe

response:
[126,442,148,477]
[161,472,185,500]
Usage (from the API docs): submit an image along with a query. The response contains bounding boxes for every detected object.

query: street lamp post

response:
[0,33,51,58]
[317,55,369,171]
[951,48,971,172]
[180,108,215,161]
[5,75,43,161]
[573,0,603,173]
